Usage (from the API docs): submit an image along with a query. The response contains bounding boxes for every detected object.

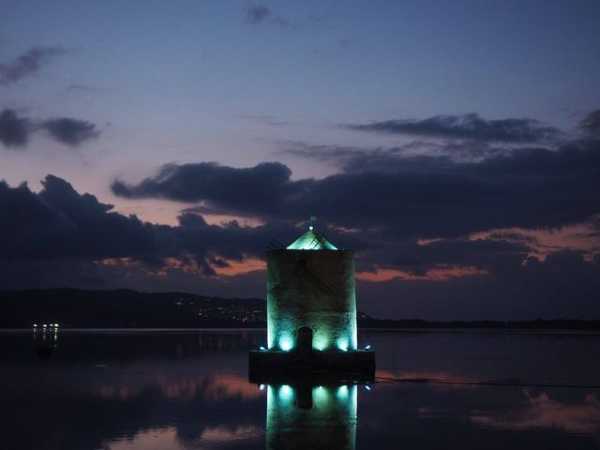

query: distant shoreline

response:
[2,288,599,331]
[3,326,600,336]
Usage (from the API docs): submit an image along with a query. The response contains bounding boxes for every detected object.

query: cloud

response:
[0,108,100,149]
[0,174,314,276]
[358,249,600,319]
[40,118,100,146]
[112,139,600,239]
[0,109,31,147]
[112,161,297,216]
[0,175,159,260]
[280,139,511,170]
[0,46,66,85]
[244,4,290,27]
[344,113,561,143]
[109,133,600,318]
[6,107,600,319]
[381,238,529,275]
[580,110,600,137]
[3,172,600,319]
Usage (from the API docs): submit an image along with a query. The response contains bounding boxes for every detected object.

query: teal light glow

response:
[337,385,349,400]
[279,335,294,352]
[313,334,328,351]
[266,300,274,349]
[280,385,294,401]
[336,337,349,352]
[313,385,329,407]
[266,384,358,450]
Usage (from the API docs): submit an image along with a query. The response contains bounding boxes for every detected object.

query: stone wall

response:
[266,249,358,351]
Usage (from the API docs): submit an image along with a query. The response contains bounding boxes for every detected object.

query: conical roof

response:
[286,226,338,250]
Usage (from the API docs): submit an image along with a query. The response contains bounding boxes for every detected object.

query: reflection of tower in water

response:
[266,384,357,450]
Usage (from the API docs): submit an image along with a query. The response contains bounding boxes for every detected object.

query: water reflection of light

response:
[337,385,349,400]
[105,427,182,450]
[471,391,600,435]
[266,384,358,450]
[280,384,293,401]
[376,369,476,388]
[200,425,262,442]
[96,373,260,401]
[313,385,328,406]
[105,425,263,450]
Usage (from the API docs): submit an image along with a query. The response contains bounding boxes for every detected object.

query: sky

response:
[1,0,600,319]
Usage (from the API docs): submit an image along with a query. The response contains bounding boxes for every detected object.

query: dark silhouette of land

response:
[1,288,599,330]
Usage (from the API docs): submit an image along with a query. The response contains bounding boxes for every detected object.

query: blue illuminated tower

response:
[249,225,374,380]
[266,226,357,352]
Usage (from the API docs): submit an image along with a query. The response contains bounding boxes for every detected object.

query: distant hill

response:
[0,288,265,328]
[1,288,599,330]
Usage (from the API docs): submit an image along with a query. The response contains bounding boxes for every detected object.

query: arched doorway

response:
[296,327,313,354]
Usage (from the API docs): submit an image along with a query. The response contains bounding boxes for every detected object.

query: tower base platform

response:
[249,350,375,384]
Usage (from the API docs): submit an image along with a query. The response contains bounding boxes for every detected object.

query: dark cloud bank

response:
[0,109,30,147]
[343,113,561,143]
[2,111,600,319]
[0,108,99,148]
[113,140,600,238]
[580,110,600,137]
[0,174,305,291]
[41,117,100,146]
[0,46,66,85]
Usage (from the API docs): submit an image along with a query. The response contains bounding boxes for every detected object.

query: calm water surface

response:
[1,329,600,450]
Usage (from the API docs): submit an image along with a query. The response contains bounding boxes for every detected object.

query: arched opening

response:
[296,326,313,354]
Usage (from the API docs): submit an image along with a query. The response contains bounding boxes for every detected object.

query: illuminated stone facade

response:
[266,229,358,352]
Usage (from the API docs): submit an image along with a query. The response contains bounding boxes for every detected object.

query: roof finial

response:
[308,216,316,231]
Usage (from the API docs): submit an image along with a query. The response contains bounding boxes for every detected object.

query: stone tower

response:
[266,226,358,353]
